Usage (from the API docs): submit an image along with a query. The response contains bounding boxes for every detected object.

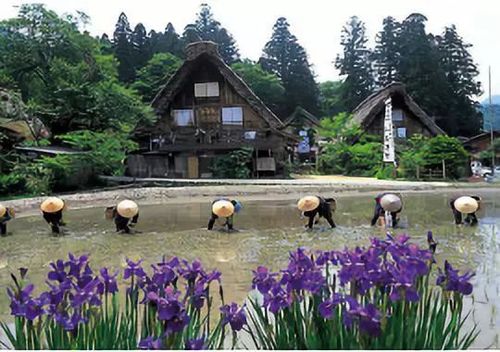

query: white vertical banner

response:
[383,97,395,163]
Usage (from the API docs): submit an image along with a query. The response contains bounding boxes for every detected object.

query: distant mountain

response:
[481,96,500,131]
[482,95,500,105]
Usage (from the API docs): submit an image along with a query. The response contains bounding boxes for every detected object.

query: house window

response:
[222,107,243,125]
[392,109,404,121]
[397,127,407,138]
[173,109,194,126]
[194,82,219,97]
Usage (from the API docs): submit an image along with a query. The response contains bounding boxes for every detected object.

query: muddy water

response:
[0,190,499,348]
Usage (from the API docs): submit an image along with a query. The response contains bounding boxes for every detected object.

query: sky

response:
[1,0,499,100]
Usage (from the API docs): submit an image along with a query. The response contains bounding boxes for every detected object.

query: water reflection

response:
[0,190,499,347]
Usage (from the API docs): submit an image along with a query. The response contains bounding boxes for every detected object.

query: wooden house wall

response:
[365,103,434,139]
[130,56,292,179]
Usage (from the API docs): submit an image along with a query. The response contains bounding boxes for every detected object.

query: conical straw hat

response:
[212,200,234,217]
[380,194,402,212]
[40,197,65,213]
[0,204,6,217]
[454,196,478,214]
[117,200,139,218]
[297,196,320,212]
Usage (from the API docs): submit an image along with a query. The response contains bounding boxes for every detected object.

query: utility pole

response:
[489,66,495,169]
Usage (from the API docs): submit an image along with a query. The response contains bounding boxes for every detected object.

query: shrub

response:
[211,148,253,178]
[399,135,469,179]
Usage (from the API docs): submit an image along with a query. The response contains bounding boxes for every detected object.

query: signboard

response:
[383,97,395,163]
[297,130,310,154]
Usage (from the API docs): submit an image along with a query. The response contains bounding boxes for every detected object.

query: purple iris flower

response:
[166,311,190,333]
[48,260,67,283]
[251,266,277,294]
[157,297,182,321]
[185,337,207,350]
[263,284,292,313]
[138,336,163,349]
[315,250,338,266]
[178,259,204,282]
[54,310,87,331]
[318,294,344,319]
[220,302,247,331]
[201,269,221,284]
[151,263,177,287]
[70,278,101,307]
[98,267,119,294]
[344,299,382,337]
[189,281,207,309]
[7,284,45,320]
[123,258,146,280]
[67,253,90,278]
[437,261,475,295]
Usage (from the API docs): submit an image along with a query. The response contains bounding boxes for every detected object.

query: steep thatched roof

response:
[150,41,284,131]
[281,106,320,128]
[351,82,445,136]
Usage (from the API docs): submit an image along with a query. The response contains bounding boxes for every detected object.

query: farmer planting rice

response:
[105,200,140,233]
[297,195,336,229]
[0,204,14,235]
[208,198,242,231]
[450,195,481,225]
[40,197,66,234]
[371,193,403,228]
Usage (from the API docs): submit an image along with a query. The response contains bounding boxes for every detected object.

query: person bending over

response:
[370,193,403,228]
[208,198,242,231]
[297,195,336,229]
[40,197,66,234]
[450,195,481,226]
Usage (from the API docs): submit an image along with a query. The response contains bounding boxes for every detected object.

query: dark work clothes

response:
[111,208,139,233]
[370,193,402,227]
[42,210,64,234]
[303,196,336,229]
[449,196,480,225]
[0,207,12,235]
[207,199,237,231]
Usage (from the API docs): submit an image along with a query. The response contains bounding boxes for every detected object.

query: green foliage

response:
[318,81,343,117]
[131,53,181,102]
[399,134,469,179]
[478,138,500,166]
[58,129,138,176]
[317,113,382,176]
[231,60,285,114]
[0,5,154,135]
[211,148,253,178]
[316,112,361,141]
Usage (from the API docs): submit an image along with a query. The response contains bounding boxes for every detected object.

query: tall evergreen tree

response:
[397,13,452,131]
[182,4,240,64]
[148,24,183,58]
[373,16,401,87]
[260,17,319,116]
[436,25,482,135]
[131,23,150,71]
[112,12,135,82]
[99,33,113,55]
[335,16,374,111]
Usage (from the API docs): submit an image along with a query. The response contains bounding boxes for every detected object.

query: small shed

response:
[351,82,445,140]
[463,131,500,158]
[281,106,321,162]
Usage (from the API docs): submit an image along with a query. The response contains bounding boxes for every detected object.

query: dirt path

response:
[3,176,496,217]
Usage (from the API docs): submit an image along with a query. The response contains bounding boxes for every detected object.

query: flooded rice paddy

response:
[0,189,499,348]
